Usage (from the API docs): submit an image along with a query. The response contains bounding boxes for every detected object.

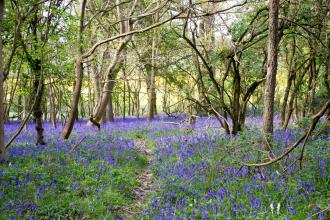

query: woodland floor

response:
[0,115,329,219]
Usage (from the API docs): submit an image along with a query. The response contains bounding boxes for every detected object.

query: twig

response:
[312,116,330,140]
[68,136,86,154]
[309,207,329,218]
[262,133,276,159]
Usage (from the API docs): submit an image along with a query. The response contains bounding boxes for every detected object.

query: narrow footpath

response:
[124,139,154,219]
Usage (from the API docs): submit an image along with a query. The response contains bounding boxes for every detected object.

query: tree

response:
[61,0,87,139]
[89,0,132,125]
[262,0,280,142]
[0,0,5,161]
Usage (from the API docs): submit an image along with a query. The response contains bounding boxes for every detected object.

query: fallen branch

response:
[243,99,330,167]
[309,207,329,218]
[68,136,86,154]
[162,122,181,125]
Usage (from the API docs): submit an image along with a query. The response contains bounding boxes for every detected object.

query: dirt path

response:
[124,139,154,218]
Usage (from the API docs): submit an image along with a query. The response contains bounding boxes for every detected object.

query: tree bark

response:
[231,58,241,134]
[48,81,57,128]
[106,81,115,122]
[325,36,330,121]
[123,68,126,120]
[147,32,157,121]
[32,60,45,145]
[307,55,318,114]
[0,0,5,161]
[28,12,45,145]
[262,0,280,140]
[61,0,87,139]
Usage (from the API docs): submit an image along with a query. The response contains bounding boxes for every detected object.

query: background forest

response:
[0,0,329,219]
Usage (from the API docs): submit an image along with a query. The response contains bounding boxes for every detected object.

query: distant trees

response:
[176,1,267,135]
[0,0,329,144]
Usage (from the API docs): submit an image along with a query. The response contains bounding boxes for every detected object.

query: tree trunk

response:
[48,82,57,128]
[0,0,5,161]
[17,95,22,120]
[307,55,318,114]
[136,71,141,119]
[106,81,115,122]
[32,59,46,145]
[325,36,330,121]
[89,0,130,125]
[283,63,309,129]
[147,6,159,121]
[23,93,29,130]
[61,0,87,139]
[44,98,47,121]
[5,63,21,119]
[123,71,126,120]
[127,81,131,116]
[147,35,157,121]
[153,89,157,115]
[262,0,280,141]
[92,58,101,108]
[231,58,241,134]
[87,66,93,116]
[27,11,46,145]
[280,37,296,126]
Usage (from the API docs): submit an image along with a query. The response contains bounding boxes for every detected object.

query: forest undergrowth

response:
[0,115,329,219]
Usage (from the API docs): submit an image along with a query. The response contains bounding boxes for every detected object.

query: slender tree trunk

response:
[80,94,85,119]
[3,78,8,121]
[91,66,121,124]
[136,71,141,119]
[231,59,241,134]
[153,90,157,115]
[48,81,57,128]
[61,0,87,139]
[23,93,29,130]
[87,66,93,116]
[280,38,296,126]
[283,63,309,129]
[325,37,330,121]
[283,83,295,130]
[44,99,47,121]
[147,35,157,121]
[92,57,101,107]
[106,81,115,122]
[307,56,317,114]
[32,58,45,145]
[0,0,5,161]
[263,0,280,141]
[123,71,126,120]
[5,63,21,119]
[127,81,131,116]
[147,7,159,121]
[27,11,46,145]
[17,95,22,120]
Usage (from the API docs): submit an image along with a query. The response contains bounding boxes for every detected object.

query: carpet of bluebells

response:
[0,115,329,219]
